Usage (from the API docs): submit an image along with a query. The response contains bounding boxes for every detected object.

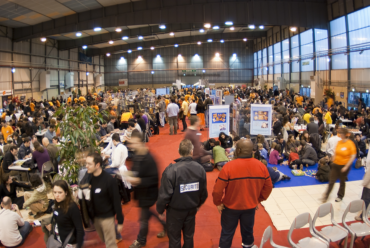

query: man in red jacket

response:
[212,139,273,248]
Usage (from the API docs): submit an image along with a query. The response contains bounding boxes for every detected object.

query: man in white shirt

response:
[326,129,342,157]
[166,98,179,135]
[0,197,33,247]
[189,99,197,116]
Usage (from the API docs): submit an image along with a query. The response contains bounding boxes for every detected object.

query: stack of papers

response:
[13,158,32,166]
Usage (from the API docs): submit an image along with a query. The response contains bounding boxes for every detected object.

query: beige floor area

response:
[261,180,364,231]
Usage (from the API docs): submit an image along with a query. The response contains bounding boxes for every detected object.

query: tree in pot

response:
[54,104,107,183]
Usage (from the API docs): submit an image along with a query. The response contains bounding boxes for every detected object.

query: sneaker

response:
[129,240,145,248]
[157,230,166,238]
[355,216,362,221]
[283,175,291,180]
[335,197,342,202]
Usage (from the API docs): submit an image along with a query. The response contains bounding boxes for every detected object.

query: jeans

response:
[361,187,370,218]
[167,208,197,248]
[168,116,178,135]
[324,163,351,200]
[182,116,188,131]
[8,222,33,247]
[137,207,166,245]
[216,161,227,171]
[159,112,165,127]
[219,207,256,248]
[205,109,209,127]
[115,224,122,240]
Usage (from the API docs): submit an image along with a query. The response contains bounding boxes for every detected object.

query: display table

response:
[9,165,33,182]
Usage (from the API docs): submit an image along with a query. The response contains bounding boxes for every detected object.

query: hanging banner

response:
[119,79,128,86]
[250,104,272,136]
[209,105,230,138]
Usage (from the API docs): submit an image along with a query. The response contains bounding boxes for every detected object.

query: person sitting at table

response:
[307,117,318,135]
[298,140,318,167]
[106,115,116,134]
[32,141,51,173]
[12,133,22,148]
[0,196,33,248]
[23,174,49,219]
[2,121,13,143]
[18,137,32,160]
[0,174,31,209]
[357,117,369,140]
[2,145,18,174]
[44,124,56,144]
[4,136,15,155]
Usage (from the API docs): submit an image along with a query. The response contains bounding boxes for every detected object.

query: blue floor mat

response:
[269,159,365,188]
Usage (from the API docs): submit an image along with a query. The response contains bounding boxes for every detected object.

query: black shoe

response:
[283,175,291,180]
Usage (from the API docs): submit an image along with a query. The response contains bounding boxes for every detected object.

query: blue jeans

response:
[219,207,256,248]
[7,221,33,247]
[205,110,209,127]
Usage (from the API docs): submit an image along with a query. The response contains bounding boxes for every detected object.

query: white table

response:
[340,119,353,123]
[36,129,48,137]
[9,165,32,182]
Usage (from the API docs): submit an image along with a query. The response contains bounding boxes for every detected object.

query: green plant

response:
[324,88,335,100]
[78,88,82,96]
[264,85,267,90]
[92,87,96,93]
[54,105,106,183]
[113,87,118,93]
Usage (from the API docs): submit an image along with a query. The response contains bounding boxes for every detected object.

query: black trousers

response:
[182,116,188,131]
[137,207,166,245]
[219,207,256,248]
[167,208,197,248]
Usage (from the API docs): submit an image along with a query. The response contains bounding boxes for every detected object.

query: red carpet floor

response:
[15,123,370,248]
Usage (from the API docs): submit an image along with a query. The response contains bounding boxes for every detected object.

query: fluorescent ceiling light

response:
[170,32,174,36]
[159,25,166,29]
[259,25,264,29]
[40,37,46,42]
[138,36,143,40]
[225,21,233,25]
[106,53,110,57]
[197,41,201,45]
[138,47,142,50]
[199,29,205,33]
[204,23,211,28]
[82,45,87,49]
[248,24,255,29]
[109,40,114,44]
[207,39,213,42]
[243,38,247,42]
[115,28,122,32]
[213,26,219,30]
[290,27,297,32]
[122,36,128,40]
[230,27,235,30]
[174,44,178,47]
[220,40,224,43]
[151,47,155,50]
[127,50,132,53]
[215,53,220,57]
[151,71,155,74]
[76,32,82,37]
[94,27,101,32]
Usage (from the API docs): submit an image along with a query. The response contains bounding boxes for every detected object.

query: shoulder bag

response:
[46,215,75,248]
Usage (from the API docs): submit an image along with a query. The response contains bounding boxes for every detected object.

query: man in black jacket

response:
[157,139,208,248]
[355,134,367,157]
[272,114,282,136]
[307,117,319,135]
[127,132,166,248]
[204,94,213,128]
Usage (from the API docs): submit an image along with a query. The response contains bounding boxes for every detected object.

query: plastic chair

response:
[260,226,289,248]
[342,200,370,248]
[42,161,54,183]
[312,203,348,248]
[288,212,329,248]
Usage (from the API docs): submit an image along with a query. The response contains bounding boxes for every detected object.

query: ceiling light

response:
[115,28,122,32]
[151,47,155,50]
[127,50,132,53]
[199,29,205,33]
[352,88,355,92]
[11,68,15,73]
[106,53,111,57]
[138,36,143,40]
[151,71,155,74]
[94,27,102,32]
[82,45,87,49]
[174,44,178,47]
[197,41,201,45]
[138,56,142,59]
[109,40,114,44]
[138,47,142,50]
[120,57,124,60]
[230,27,235,30]
[290,27,297,32]
[159,25,166,29]
[122,36,128,40]
[213,26,219,30]
[202,70,205,73]
[220,40,224,43]
[207,39,213,42]
[259,25,264,29]
[178,54,182,57]
[233,53,237,57]
[367,90,369,93]
[194,54,199,56]
[248,25,255,29]
[204,23,211,28]
[243,38,247,42]
[170,32,174,36]
[157,54,161,58]
[41,37,46,42]
[86,72,89,76]
[225,21,233,25]
[76,32,82,37]
[215,53,220,57]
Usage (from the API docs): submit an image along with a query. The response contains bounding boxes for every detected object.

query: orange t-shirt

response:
[92,105,99,111]
[333,139,357,165]
[30,102,35,112]
[2,126,13,142]
[296,96,303,105]
[110,110,116,116]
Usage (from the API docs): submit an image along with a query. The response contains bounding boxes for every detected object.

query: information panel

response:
[156,88,167,96]
[250,104,272,136]
[209,105,230,138]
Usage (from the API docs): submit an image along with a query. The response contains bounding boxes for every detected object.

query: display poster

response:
[156,88,166,96]
[216,90,222,97]
[215,96,221,105]
[205,88,210,95]
[209,105,230,138]
[250,104,272,136]
[211,90,216,96]
[210,95,215,104]
[224,95,234,105]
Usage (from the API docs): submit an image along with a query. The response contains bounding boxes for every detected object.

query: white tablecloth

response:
[35,129,48,136]
[9,165,31,171]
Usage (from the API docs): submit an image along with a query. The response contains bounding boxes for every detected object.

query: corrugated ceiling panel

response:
[14,68,30,82]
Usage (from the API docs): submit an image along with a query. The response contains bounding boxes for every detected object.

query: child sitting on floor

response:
[313,155,330,182]
[266,165,291,185]
[269,144,284,165]
[288,147,302,170]
[258,143,268,161]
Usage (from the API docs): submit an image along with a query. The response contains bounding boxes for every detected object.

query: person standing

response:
[204,94,213,128]
[212,139,273,248]
[127,132,166,248]
[158,96,166,127]
[85,152,124,248]
[157,139,208,248]
[189,99,197,116]
[166,98,179,135]
[181,97,189,132]
[323,128,357,203]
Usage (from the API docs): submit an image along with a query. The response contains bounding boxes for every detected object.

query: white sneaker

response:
[335,197,342,202]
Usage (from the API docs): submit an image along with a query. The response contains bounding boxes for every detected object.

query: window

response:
[263,48,267,75]
[257,50,262,76]
[330,16,347,69]
[291,35,300,72]
[254,52,257,76]
[274,42,281,74]
[282,39,290,73]
[315,29,329,70]
[268,46,273,74]
[348,6,370,68]
[300,29,314,72]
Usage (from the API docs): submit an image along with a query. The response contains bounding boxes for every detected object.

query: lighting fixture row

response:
[111,53,238,58]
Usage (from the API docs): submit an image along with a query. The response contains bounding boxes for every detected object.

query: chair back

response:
[342,200,365,230]
[312,203,334,241]
[288,212,312,247]
[42,161,54,177]
[260,226,272,248]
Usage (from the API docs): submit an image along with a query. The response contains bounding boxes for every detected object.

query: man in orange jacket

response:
[212,139,273,248]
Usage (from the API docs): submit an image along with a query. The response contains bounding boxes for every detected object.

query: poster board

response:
[205,88,210,95]
[156,88,166,96]
[210,95,215,104]
[224,95,234,105]
[209,105,230,138]
[215,96,221,105]
[250,104,272,136]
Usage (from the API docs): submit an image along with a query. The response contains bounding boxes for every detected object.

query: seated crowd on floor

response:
[0,86,368,248]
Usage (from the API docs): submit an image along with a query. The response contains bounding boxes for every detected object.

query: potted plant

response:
[324,88,335,108]
[54,105,106,183]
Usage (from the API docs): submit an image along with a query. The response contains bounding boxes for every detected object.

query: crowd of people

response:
[0,85,368,248]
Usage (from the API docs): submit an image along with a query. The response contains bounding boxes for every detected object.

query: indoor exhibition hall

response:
[1,0,370,248]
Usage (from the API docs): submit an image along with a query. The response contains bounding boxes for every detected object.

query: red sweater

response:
[212,157,273,210]
[288,152,300,165]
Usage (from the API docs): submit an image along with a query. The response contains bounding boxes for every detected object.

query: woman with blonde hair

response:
[196,97,206,131]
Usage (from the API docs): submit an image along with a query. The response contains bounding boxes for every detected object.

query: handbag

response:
[46,215,75,248]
